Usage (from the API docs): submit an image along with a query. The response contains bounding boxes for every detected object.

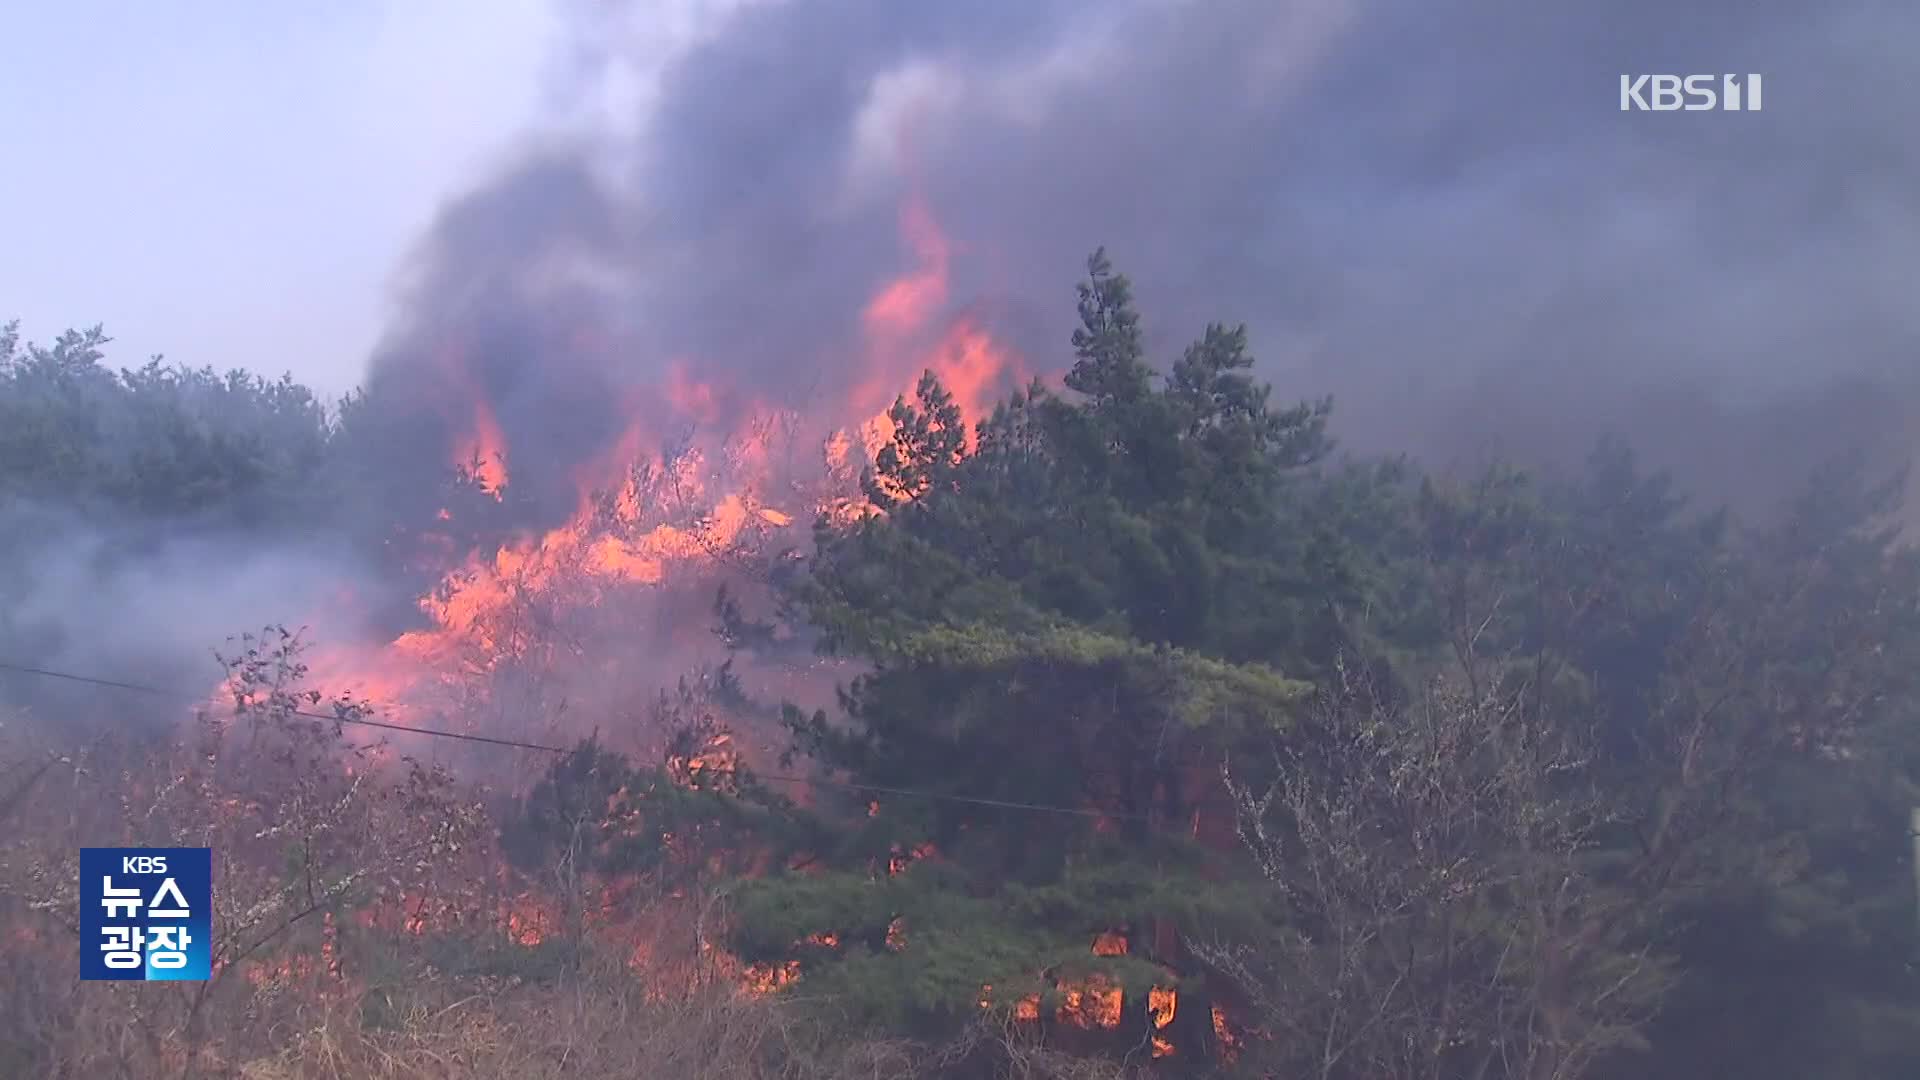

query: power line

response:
[0,660,566,754]
[0,658,1227,827]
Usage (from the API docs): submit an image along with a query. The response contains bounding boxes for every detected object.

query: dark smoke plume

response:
[363,0,1920,519]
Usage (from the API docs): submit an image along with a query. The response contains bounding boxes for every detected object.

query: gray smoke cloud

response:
[0,503,380,735]
[365,0,1920,517]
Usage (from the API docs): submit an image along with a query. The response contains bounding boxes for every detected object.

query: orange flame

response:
[453,397,509,498]
[1149,986,1178,1058]
[1213,1005,1240,1062]
[886,840,937,877]
[862,194,949,338]
[849,185,1022,462]
[743,960,801,995]
[1056,974,1124,1030]
[501,892,550,947]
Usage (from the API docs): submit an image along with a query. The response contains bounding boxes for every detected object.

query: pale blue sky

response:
[1,1,561,397]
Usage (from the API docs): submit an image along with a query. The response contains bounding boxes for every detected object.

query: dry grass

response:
[229,955,870,1080]
[229,956,1152,1080]
[0,683,1154,1080]
[0,926,848,1079]
[0,923,1152,1080]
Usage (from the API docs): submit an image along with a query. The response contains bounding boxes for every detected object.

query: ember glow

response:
[968,931,1221,1060]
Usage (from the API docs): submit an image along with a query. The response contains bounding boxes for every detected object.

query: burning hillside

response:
[248,182,1266,1061]
[307,188,1026,760]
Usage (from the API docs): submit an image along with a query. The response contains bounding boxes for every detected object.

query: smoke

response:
[0,503,379,733]
[359,0,1917,517]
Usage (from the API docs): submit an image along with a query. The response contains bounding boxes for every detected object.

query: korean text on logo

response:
[80,848,212,981]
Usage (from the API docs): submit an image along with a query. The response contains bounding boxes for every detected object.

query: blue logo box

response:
[79,848,212,981]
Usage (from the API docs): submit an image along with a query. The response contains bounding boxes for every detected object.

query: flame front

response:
[227,183,1098,1051]
[300,186,1025,751]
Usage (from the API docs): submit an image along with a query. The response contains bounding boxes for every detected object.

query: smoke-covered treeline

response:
[0,322,380,730]
[4,242,1919,1077]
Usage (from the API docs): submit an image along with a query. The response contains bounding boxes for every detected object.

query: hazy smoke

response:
[357,0,1919,517]
[0,503,377,732]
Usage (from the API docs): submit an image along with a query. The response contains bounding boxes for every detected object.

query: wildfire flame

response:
[453,397,509,498]
[886,841,937,877]
[199,179,1183,1058]
[13,162,1279,1077]
[1149,986,1177,1058]
[1060,976,1125,1030]
[295,184,1024,747]
[1213,1005,1240,1062]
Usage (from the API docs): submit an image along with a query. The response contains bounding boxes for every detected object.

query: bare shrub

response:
[0,627,488,1079]
[1200,659,1665,1080]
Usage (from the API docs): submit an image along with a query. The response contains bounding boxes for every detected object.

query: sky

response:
[6,0,1917,499]
[0,1,560,397]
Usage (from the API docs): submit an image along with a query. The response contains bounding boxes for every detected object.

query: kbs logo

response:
[80,847,213,982]
[1620,74,1763,112]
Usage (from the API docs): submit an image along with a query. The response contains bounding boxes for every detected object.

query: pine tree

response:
[722,253,1340,1063]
